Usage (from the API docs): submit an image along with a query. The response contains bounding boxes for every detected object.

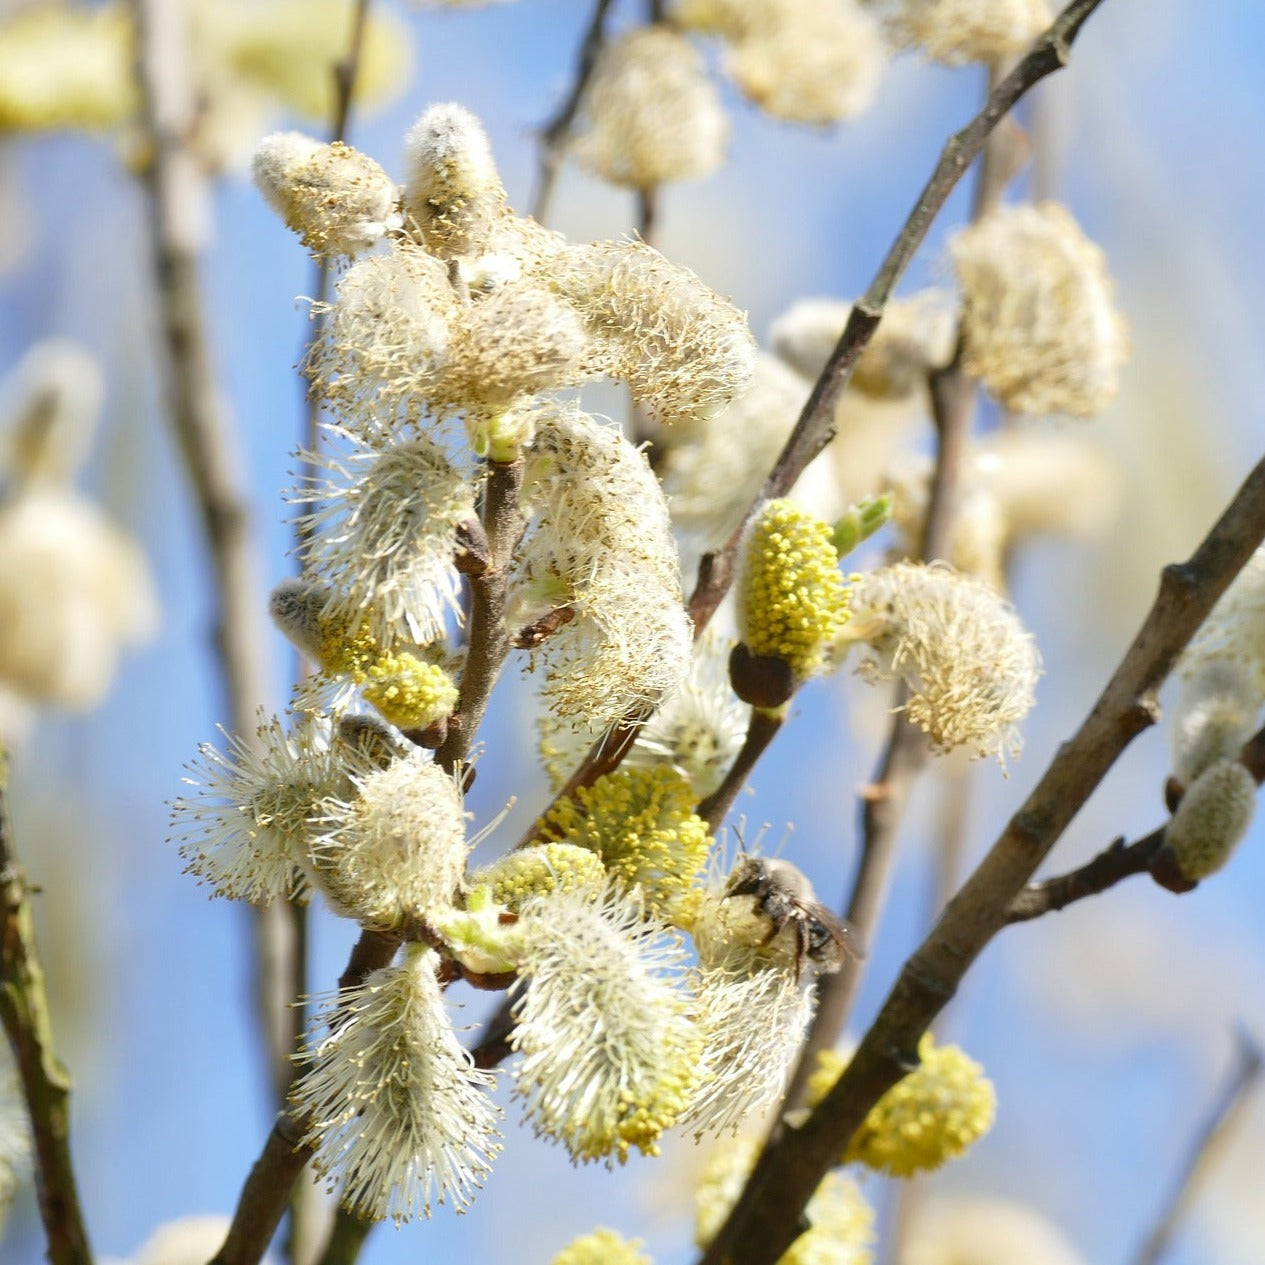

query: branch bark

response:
[0,751,93,1265]
[698,449,1265,1265]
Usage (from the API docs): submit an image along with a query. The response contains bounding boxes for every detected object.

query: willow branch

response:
[0,753,93,1265]
[697,709,784,831]
[1132,1032,1264,1265]
[531,0,616,224]
[1005,831,1162,921]
[698,447,1265,1265]
[436,458,526,777]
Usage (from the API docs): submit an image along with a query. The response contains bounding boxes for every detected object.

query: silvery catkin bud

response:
[572,26,728,190]
[402,102,508,259]
[1163,758,1257,883]
[253,132,401,258]
[950,202,1129,418]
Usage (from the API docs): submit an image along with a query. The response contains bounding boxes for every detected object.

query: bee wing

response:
[805,902,865,970]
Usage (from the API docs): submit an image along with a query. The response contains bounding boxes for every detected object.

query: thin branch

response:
[1005,831,1163,921]
[637,187,659,246]
[1132,1032,1264,1265]
[436,458,526,776]
[531,0,616,224]
[130,0,286,1100]
[697,709,784,831]
[697,444,1265,1265]
[0,751,93,1265]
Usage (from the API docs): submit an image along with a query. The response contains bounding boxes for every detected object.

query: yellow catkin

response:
[737,499,850,680]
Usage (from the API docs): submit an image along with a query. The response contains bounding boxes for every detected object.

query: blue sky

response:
[3,3,1265,1263]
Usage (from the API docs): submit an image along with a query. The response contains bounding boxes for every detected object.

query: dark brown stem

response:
[697,444,1265,1265]
[697,709,785,831]
[210,1112,315,1265]
[637,187,659,246]
[1132,1032,1264,1265]
[436,459,526,776]
[0,752,93,1265]
[1006,831,1163,921]
[531,0,616,224]
[469,994,519,1071]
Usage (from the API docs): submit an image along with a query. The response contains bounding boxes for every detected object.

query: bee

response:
[722,856,862,980]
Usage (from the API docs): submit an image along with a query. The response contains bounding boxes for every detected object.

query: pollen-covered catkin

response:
[305,750,468,928]
[839,561,1039,762]
[296,432,474,646]
[253,132,401,258]
[308,243,458,430]
[513,404,691,729]
[572,25,727,190]
[510,885,703,1164]
[950,202,1129,418]
[543,765,712,920]
[552,240,757,424]
[808,1036,996,1176]
[550,1228,653,1265]
[736,498,851,685]
[292,945,501,1223]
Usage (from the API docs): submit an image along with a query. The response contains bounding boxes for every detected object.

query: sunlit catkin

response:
[839,561,1039,762]
[253,132,402,259]
[306,749,468,928]
[572,26,727,190]
[552,240,757,424]
[292,945,501,1223]
[510,885,702,1164]
[675,0,885,125]
[542,765,712,921]
[402,101,508,259]
[808,1036,996,1176]
[736,498,851,688]
[296,432,474,646]
[950,202,1129,417]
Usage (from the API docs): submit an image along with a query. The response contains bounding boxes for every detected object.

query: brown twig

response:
[130,0,286,1101]
[436,458,527,776]
[531,0,616,224]
[0,751,93,1265]
[1005,831,1163,921]
[697,709,785,831]
[698,442,1265,1264]
[1131,1031,1264,1265]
